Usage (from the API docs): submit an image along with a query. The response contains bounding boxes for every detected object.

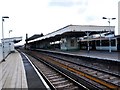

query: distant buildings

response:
[0,37,22,62]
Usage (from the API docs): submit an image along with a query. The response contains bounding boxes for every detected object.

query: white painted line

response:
[22,52,51,90]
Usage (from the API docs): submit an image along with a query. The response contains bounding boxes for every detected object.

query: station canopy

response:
[13,37,22,43]
[1,37,22,43]
[28,25,115,43]
[26,34,43,41]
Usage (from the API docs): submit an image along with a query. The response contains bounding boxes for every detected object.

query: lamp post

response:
[9,30,12,53]
[9,30,12,38]
[2,16,9,61]
[102,17,116,52]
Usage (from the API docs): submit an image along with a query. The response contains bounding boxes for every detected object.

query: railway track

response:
[36,49,120,77]
[21,49,120,90]
[21,51,88,90]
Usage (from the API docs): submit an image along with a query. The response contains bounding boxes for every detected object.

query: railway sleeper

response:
[109,76,116,80]
[49,77,65,82]
[47,73,59,77]
[56,83,79,90]
[54,80,73,87]
[43,70,55,73]
[44,72,57,75]
[98,75,110,79]
[55,83,73,89]
[70,86,79,90]
[108,78,119,83]
[112,80,120,85]
[47,75,62,79]
[57,86,79,90]
[88,71,98,75]
[52,80,69,85]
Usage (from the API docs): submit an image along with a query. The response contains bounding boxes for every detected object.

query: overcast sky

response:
[0,0,119,45]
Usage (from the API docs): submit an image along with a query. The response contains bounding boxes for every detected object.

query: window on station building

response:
[96,39,116,46]
[111,39,116,46]
[101,39,115,46]
[70,39,74,47]
[117,38,120,45]
[117,38,120,50]
[80,41,87,46]
[96,40,100,46]
[101,40,109,46]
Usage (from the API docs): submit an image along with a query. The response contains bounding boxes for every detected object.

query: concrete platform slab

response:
[38,49,120,61]
[66,50,120,61]
[0,51,28,89]
[20,52,49,89]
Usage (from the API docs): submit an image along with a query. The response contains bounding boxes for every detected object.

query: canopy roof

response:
[28,25,115,43]
[1,37,22,43]
[26,34,43,41]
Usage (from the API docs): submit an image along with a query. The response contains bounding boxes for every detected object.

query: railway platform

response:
[39,49,120,62]
[0,50,49,89]
[64,50,120,61]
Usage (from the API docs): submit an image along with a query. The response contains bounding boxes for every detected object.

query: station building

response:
[0,37,22,62]
[26,25,116,51]
[25,2,120,52]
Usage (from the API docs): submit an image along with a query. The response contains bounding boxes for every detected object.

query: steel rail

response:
[21,50,88,90]
[32,51,120,90]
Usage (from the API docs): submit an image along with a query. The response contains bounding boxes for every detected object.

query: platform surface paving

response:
[0,51,28,89]
[40,49,120,61]
[67,50,120,61]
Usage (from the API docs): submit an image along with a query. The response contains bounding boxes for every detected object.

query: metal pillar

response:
[9,30,12,53]
[85,32,91,52]
[102,17,116,52]
[108,18,112,52]
[2,18,5,61]
[100,32,102,50]
[1,16,9,61]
